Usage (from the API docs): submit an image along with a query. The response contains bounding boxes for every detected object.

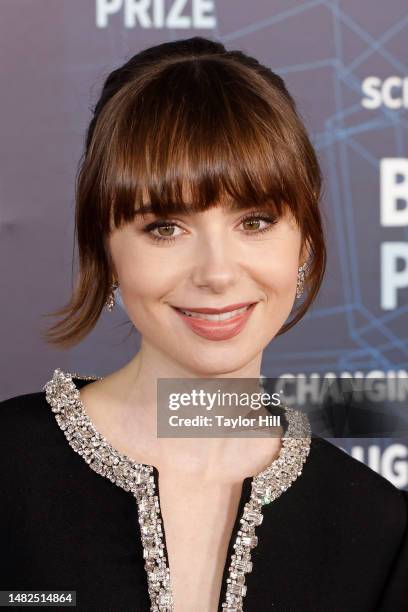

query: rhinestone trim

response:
[221,402,311,611]
[43,368,311,612]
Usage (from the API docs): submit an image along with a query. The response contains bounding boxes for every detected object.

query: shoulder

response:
[308,435,405,502]
[0,369,90,433]
[303,438,408,608]
[0,389,52,429]
[0,371,95,488]
[306,435,407,537]
[0,388,59,464]
[0,368,73,445]
[0,388,60,492]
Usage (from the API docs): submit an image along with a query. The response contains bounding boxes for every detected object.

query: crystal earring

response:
[105,281,119,312]
[296,262,308,299]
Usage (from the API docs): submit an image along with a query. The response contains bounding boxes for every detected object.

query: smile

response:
[171,302,258,341]
[177,305,250,321]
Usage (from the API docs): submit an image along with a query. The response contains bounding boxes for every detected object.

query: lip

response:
[172,301,256,314]
[172,302,257,341]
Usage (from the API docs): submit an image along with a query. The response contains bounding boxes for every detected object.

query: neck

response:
[94,340,282,480]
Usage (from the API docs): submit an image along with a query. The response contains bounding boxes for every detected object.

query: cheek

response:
[257,254,299,299]
[110,233,168,300]
[275,239,302,294]
[121,268,159,299]
[252,220,301,294]
[115,264,168,331]
[275,265,299,295]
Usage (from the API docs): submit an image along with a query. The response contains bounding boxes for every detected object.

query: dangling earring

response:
[105,280,119,312]
[296,262,308,299]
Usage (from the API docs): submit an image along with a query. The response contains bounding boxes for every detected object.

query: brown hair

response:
[41,36,326,348]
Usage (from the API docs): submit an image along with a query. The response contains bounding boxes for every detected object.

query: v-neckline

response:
[43,368,312,612]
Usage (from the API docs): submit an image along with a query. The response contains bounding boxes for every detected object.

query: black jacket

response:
[0,375,407,611]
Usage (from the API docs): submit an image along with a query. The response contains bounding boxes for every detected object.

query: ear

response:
[112,269,119,285]
[298,238,311,266]
[104,238,119,282]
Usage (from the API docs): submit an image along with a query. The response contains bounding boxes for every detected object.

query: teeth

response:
[179,305,250,321]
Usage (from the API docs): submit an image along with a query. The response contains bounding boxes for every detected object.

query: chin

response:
[178,346,261,377]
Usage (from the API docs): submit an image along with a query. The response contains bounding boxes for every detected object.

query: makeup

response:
[172,302,257,340]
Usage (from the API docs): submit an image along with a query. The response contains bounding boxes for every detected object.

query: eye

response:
[141,211,279,245]
[240,212,279,235]
[142,220,184,243]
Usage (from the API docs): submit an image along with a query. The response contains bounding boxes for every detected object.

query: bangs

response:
[45,39,326,348]
[91,58,309,233]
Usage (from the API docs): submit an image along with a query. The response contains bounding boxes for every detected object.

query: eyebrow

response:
[134,200,272,216]
[134,204,155,215]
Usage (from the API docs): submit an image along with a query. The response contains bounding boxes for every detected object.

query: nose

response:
[190,234,241,292]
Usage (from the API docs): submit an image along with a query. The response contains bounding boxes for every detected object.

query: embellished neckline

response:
[43,367,312,612]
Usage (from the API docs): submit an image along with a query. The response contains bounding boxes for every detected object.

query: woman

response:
[1,37,406,612]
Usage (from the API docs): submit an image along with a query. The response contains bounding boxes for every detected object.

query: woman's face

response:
[108,200,306,375]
